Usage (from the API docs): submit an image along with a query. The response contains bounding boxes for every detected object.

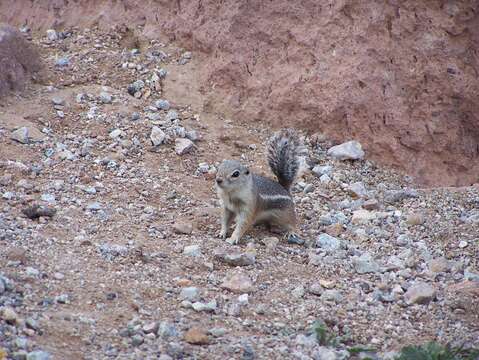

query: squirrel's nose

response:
[216,178,223,185]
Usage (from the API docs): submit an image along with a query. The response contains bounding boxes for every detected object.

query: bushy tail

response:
[267,128,301,190]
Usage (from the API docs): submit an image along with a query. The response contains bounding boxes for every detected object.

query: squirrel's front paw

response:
[225,236,239,245]
[218,229,227,239]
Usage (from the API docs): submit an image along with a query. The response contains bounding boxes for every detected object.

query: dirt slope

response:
[0,18,478,360]
[1,0,478,186]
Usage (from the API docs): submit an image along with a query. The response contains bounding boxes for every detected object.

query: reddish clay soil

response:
[1,0,479,187]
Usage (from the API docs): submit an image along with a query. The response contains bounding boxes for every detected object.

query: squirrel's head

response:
[215,160,252,193]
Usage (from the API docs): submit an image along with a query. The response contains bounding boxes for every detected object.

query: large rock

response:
[327,141,365,161]
[404,282,436,305]
[184,327,209,345]
[352,253,380,274]
[0,25,42,96]
[316,233,341,252]
[214,250,256,266]
[221,272,254,293]
[11,126,45,143]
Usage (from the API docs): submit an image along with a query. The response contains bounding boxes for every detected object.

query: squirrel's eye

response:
[232,170,240,178]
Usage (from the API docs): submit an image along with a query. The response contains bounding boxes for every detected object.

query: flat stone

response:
[11,126,45,143]
[184,327,209,345]
[109,129,123,139]
[25,318,38,331]
[214,250,255,266]
[158,322,179,338]
[208,327,226,337]
[352,209,377,224]
[221,273,254,293]
[308,253,322,266]
[406,212,425,226]
[348,182,368,198]
[55,57,69,67]
[312,165,332,177]
[316,233,341,252]
[98,244,128,260]
[46,29,57,41]
[165,110,179,122]
[191,300,217,312]
[238,293,249,305]
[261,237,279,252]
[176,278,192,287]
[308,283,324,296]
[100,92,112,104]
[383,189,418,204]
[321,289,343,303]
[51,97,65,106]
[292,285,305,298]
[353,253,380,274]
[428,257,450,273]
[26,267,40,277]
[2,307,18,324]
[87,202,102,211]
[363,198,380,210]
[127,80,144,96]
[313,347,339,360]
[26,351,51,360]
[183,245,201,257]
[175,138,194,155]
[155,99,170,110]
[142,321,159,334]
[319,279,336,289]
[186,130,199,142]
[173,222,193,235]
[320,174,331,184]
[458,240,468,249]
[324,223,343,237]
[327,140,364,160]
[131,334,144,346]
[179,287,199,302]
[150,126,166,146]
[404,282,436,304]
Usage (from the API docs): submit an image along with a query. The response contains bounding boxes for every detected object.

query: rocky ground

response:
[0,27,478,360]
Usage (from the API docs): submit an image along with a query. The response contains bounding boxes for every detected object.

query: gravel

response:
[0,27,477,360]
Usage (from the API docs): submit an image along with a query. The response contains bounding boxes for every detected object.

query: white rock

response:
[238,294,249,305]
[46,29,58,41]
[327,140,364,160]
[312,165,332,177]
[320,174,331,184]
[175,138,194,155]
[183,245,201,257]
[352,209,377,224]
[150,126,166,146]
[316,234,341,251]
[109,129,123,139]
[348,182,368,198]
[11,126,45,144]
[100,92,112,104]
[179,287,199,302]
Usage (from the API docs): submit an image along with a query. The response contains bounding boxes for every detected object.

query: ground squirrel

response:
[215,129,303,245]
